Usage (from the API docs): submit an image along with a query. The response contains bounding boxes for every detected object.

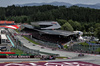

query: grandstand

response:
[20,21,79,49]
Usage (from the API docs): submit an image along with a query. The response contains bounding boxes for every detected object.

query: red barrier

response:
[0,52,15,54]
[0,25,19,29]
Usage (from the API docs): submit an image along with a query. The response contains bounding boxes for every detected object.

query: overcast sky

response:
[0,0,100,7]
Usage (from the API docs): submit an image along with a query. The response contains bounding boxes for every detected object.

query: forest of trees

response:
[0,5,100,39]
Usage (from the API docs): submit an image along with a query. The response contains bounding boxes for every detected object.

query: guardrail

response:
[70,44,100,54]
[39,51,59,57]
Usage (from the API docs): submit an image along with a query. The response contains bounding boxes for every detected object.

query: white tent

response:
[78,36,85,41]
[74,31,83,35]
[78,36,83,40]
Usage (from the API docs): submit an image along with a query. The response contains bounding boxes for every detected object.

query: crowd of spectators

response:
[22,28,70,45]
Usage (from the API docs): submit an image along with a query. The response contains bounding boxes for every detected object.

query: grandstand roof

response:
[21,24,77,36]
[31,21,61,29]
[21,24,34,29]
[38,30,77,36]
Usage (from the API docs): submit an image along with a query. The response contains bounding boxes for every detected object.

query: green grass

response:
[90,41,96,43]
[64,44,68,49]
[14,29,19,33]
[56,56,68,59]
[23,36,39,45]
[95,48,100,52]
[11,48,25,54]
[15,29,39,45]
[79,42,89,46]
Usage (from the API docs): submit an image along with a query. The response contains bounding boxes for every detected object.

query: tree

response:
[61,22,73,31]
[56,19,67,26]
[94,23,100,29]
[94,27,100,39]
[0,15,6,20]
[68,20,81,31]
[88,27,94,33]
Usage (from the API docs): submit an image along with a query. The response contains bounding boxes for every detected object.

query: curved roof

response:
[31,21,61,30]
[21,24,34,29]
[37,29,76,36]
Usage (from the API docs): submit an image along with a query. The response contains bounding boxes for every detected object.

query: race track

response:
[5,29,100,65]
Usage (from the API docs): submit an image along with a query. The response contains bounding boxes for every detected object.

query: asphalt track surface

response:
[4,29,100,65]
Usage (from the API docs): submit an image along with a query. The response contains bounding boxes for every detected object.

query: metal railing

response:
[70,44,100,54]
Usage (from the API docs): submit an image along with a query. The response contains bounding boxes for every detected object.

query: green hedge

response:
[95,48,100,52]
[90,41,96,43]
[79,42,89,46]
[64,45,68,49]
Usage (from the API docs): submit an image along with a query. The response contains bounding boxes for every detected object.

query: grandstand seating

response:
[22,28,69,44]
